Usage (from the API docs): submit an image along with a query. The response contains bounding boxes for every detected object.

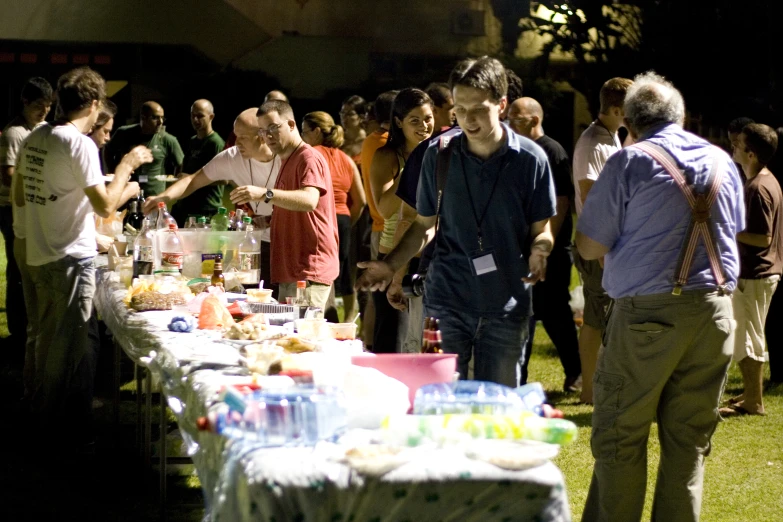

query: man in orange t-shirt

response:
[232,100,339,310]
[361,91,397,260]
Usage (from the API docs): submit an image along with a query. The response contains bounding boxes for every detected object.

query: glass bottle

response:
[294,280,309,319]
[132,218,155,278]
[237,217,260,284]
[211,255,225,288]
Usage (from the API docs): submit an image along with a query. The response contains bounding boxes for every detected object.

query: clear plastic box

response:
[413,380,526,415]
[215,386,346,445]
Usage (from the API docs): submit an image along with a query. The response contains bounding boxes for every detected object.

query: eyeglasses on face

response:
[259,122,284,138]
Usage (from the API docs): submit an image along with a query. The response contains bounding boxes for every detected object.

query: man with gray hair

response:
[576,71,745,522]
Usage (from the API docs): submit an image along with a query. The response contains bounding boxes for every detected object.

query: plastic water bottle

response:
[414,381,526,415]
[195,216,210,229]
[160,223,184,272]
[235,209,247,231]
[185,216,197,229]
[198,386,346,445]
[237,217,260,284]
[211,206,230,231]
[155,201,176,230]
[132,218,155,278]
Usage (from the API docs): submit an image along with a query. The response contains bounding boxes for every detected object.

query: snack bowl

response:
[326,322,358,340]
[247,288,274,303]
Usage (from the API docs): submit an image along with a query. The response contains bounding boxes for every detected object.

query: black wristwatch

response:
[264,188,274,204]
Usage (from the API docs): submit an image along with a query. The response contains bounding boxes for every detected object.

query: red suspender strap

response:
[631,142,727,295]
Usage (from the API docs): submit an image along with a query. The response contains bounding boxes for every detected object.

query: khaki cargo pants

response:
[582,289,733,522]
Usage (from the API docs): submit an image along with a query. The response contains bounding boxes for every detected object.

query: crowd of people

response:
[0,56,781,522]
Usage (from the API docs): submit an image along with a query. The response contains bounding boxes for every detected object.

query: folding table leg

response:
[135,363,142,455]
[145,368,152,470]
[113,339,121,429]
[160,391,167,507]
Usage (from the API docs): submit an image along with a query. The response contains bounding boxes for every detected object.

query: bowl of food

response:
[246,288,274,303]
[327,322,358,340]
[350,353,458,411]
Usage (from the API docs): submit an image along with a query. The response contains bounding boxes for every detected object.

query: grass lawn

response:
[1,235,781,521]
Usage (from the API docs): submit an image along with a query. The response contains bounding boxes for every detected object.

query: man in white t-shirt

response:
[572,76,632,404]
[19,67,151,446]
[0,77,53,353]
[144,108,281,288]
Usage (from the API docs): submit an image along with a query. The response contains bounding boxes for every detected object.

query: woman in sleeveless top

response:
[301,111,366,322]
[368,88,434,353]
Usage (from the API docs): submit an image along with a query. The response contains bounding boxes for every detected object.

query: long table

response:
[94,263,572,521]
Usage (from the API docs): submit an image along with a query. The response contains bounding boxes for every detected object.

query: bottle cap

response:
[243,216,251,223]
[229,210,236,217]
[218,207,227,214]
[168,223,176,230]
[197,216,206,223]
[296,281,307,289]
[158,202,165,208]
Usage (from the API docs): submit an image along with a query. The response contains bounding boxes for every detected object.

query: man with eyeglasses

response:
[105,100,184,196]
[143,108,281,292]
[242,100,339,311]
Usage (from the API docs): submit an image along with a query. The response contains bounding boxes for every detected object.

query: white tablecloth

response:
[93,261,572,522]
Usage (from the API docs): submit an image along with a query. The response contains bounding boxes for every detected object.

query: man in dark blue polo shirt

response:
[357,56,556,387]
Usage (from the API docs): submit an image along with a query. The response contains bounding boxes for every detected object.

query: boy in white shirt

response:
[18,67,151,446]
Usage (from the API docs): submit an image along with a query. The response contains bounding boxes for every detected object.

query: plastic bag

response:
[96,210,125,238]
[343,366,410,429]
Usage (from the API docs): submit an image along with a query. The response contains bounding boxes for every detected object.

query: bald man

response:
[509,97,582,392]
[264,90,289,103]
[106,100,184,196]
[171,99,226,226]
[144,108,281,287]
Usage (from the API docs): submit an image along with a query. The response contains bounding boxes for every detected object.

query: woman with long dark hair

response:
[368,88,434,352]
[301,111,367,321]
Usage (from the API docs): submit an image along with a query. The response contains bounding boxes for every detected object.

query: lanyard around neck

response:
[459,153,506,251]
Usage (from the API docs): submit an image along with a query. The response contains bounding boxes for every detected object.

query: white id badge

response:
[470,250,498,276]
[138,174,149,184]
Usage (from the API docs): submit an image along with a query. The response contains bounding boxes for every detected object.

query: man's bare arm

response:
[85,146,151,217]
[143,170,212,213]
[268,186,320,212]
[383,214,437,273]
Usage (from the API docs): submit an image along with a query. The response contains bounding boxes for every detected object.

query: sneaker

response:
[564,374,583,393]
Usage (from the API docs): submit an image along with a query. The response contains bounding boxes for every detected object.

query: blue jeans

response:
[424,305,528,387]
[28,255,97,443]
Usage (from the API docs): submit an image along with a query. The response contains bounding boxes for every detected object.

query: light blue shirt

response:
[578,124,745,298]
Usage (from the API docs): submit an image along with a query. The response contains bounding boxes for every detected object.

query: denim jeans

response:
[424,304,529,387]
[28,255,97,442]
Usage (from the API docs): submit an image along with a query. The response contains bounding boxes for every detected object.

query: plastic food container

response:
[295,318,329,339]
[414,381,525,415]
[327,322,358,340]
[246,288,274,303]
[350,353,458,411]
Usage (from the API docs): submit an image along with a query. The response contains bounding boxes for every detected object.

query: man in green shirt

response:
[171,99,225,226]
[105,100,184,196]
